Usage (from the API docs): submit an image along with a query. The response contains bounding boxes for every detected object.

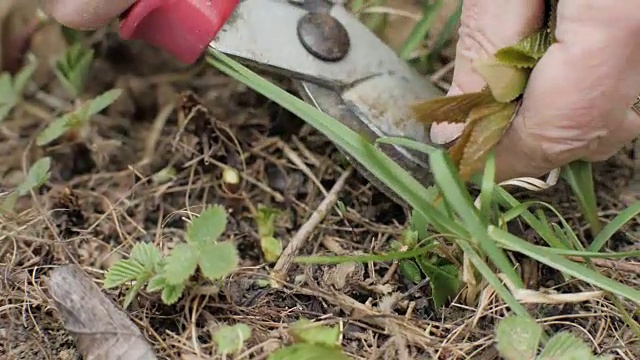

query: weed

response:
[103,205,240,308]
[496,315,613,360]
[1,156,51,212]
[0,55,37,123]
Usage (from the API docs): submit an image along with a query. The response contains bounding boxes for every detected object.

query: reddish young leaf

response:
[473,56,530,103]
[458,102,518,180]
[447,101,506,167]
[411,88,495,125]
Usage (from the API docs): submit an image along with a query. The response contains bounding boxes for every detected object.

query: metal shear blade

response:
[210,0,445,202]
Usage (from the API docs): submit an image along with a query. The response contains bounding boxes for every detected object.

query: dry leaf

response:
[473,56,530,103]
[47,264,158,360]
[458,102,518,180]
[411,88,495,125]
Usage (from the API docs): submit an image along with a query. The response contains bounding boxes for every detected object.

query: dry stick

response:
[567,256,640,274]
[271,167,353,286]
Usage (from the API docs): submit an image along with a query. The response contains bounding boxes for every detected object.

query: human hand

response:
[41,0,135,30]
[430,0,640,182]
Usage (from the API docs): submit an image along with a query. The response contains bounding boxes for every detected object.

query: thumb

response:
[42,0,135,30]
[429,0,544,145]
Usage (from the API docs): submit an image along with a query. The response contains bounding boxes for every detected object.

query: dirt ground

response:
[1,2,640,360]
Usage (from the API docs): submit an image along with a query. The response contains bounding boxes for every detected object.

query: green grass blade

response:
[206,51,463,237]
[294,244,438,265]
[488,225,640,303]
[589,201,640,252]
[561,161,602,235]
[494,188,567,249]
[207,51,531,319]
[428,149,524,290]
[397,0,443,60]
[479,151,497,225]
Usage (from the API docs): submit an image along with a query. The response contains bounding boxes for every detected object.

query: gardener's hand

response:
[41,0,135,30]
[430,0,640,182]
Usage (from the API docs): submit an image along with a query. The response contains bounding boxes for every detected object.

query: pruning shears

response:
[119,0,445,203]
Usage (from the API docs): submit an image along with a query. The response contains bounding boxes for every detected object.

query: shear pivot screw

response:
[297,12,350,62]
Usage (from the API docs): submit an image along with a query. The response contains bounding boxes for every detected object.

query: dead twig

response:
[271,167,353,286]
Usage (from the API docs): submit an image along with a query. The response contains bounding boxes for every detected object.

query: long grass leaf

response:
[488,226,640,303]
[589,202,640,252]
[428,149,524,290]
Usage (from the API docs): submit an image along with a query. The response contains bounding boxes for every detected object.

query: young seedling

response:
[393,208,461,308]
[212,323,252,356]
[496,315,613,360]
[103,205,240,308]
[52,42,95,98]
[36,88,122,146]
[268,319,349,360]
[0,56,37,123]
[255,204,283,263]
[1,156,51,212]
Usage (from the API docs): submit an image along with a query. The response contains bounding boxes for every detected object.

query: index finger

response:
[42,0,136,30]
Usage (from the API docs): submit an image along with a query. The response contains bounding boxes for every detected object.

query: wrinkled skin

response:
[44,0,640,182]
[432,0,640,181]
[41,0,134,30]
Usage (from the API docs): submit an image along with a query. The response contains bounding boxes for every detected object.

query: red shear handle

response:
[119,0,239,64]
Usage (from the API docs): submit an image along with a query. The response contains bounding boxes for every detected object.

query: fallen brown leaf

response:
[47,264,158,360]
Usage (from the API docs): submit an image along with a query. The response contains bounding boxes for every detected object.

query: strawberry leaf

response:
[473,57,530,103]
[411,89,495,125]
[458,102,518,180]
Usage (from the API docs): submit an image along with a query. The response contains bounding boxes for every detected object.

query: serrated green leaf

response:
[473,56,530,103]
[399,259,423,284]
[213,323,252,355]
[0,74,17,123]
[146,274,167,292]
[289,319,341,347]
[163,243,199,285]
[87,88,122,115]
[410,208,431,241]
[538,332,594,360]
[256,205,280,237]
[411,88,496,125]
[16,157,51,196]
[187,205,228,245]
[103,259,146,288]
[494,29,552,68]
[457,101,518,181]
[53,43,94,96]
[495,315,542,360]
[267,344,349,360]
[122,280,146,309]
[400,229,418,248]
[198,241,239,281]
[260,236,282,263]
[417,259,460,308]
[36,114,75,146]
[13,59,38,95]
[161,282,185,305]
[129,242,163,272]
